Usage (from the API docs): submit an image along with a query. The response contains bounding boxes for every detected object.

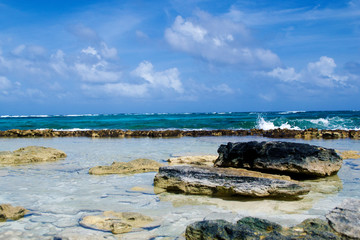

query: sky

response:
[0,0,359,114]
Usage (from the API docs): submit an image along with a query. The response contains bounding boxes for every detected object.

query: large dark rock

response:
[185,217,343,240]
[326,199,360,239]
[215,141,342,178]
[154,165,310,199]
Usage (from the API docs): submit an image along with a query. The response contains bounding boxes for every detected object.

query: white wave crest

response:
[309,118,330,126]
[256,116,300,130]
[279,111,306,115]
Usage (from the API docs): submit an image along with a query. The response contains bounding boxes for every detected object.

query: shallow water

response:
[0,136,359,239]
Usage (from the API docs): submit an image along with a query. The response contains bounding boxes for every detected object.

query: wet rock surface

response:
[1,128,359,139]
[79,211,154,234]
[186,199,360,240]
[0,146,66,165]
[154,165,310,199]
[0,204,28,221]
[167,155,217,166]
[326,199,360,239]
[215,141,342,178]
[186,217,344,240]
[89,158,164,175]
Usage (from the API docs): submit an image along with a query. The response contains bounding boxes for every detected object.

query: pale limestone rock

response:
[168,155,217,166]
[0,146,66,165]
[337,150,360,160]
[0,204,28,221]
[89,158,164,175]
[79,211,154,234]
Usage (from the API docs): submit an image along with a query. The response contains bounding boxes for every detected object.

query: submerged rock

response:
[167,155,217,166]
[79,211,154,234]
[154,165,309,199]
[215,141,342,178]
[338,150,360,160]
[0,204,28,221]
[326,199,360,239]
[0,146,66,165]
[89,158,164,175]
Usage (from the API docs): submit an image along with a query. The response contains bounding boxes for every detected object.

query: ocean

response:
[1,110,360,131]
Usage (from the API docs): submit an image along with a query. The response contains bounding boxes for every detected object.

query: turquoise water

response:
[1,111,360,131]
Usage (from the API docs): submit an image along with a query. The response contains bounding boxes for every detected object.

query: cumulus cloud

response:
[74,45,121,83]
[307,56,348,86]
[267,56,349,88]
[132,61,184,93]
[165,12,280,68]
[267,67,300,82]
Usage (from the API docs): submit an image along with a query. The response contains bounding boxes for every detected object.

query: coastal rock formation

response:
[326,199,360,239]
[89,158,164,175]
[167,155,217,166]
[215,141,342,178]
[185,217,343,240]
[79,211,154,234]
[0,146,66,165]
[154,165,310,199]
[1,128,359,139]
[338,150,360,160]
[0,204,28,221]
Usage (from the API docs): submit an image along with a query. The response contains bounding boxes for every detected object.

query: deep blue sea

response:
[1,111,360,131]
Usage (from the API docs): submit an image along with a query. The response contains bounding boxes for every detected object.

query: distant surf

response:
[0,111,359,131]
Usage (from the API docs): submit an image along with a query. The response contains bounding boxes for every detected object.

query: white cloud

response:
[100,42,117,59]
[68,24,99,42]
[74,45,121,83]
[74,61,121,83]
[267,56,349,88]
[307,56,348,86]
[165,12,280,68]
[0,76,11,90]
[82,82,148,98]
[268,67,300,82]
[132,61,184,93]
[12,45,26,55]
[81,46,99,57]
[50,50,68,75]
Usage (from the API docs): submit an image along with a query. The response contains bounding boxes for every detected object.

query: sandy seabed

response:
[0,136,359,239]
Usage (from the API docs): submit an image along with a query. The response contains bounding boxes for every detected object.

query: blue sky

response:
[0,0,359,114]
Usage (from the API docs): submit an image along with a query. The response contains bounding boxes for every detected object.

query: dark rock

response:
[185,217,344,240]
[326,199,360,239]
[154,165,310,199]
[215,141,342,178]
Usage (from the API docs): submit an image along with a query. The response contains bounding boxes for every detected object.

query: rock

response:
[167,155,217,166]
[154,165,310,199]
[79,211,154,234]
[186,217,343,240]
[0,204,28,221]
[326,199,360,239]
[338,150,360,160]
[89,158,164,175]
[215,141,342,178]
[0,146,66,165]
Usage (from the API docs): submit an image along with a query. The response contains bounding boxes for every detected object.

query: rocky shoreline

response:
[0,128,360,139]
